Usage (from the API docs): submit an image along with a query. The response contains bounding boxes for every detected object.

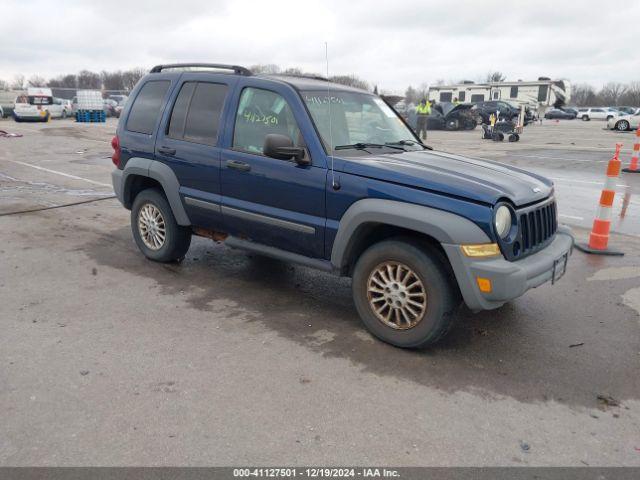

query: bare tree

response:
[27,75,47,87]
[121,68,146,91]
[76,70,101,89]
[0,79,8,90]
[11,74,25,90]
[404,85,418,105]
[598,82,627,106]
[101,70,125,91]
[619,81,640,106]
[329,74,369,91]
[250,64,281,74]
[571,83,598,106]
[486,71,506,83]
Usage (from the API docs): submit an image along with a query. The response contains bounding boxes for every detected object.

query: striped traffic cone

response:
[622,125,640,173]
[575,143,624,256]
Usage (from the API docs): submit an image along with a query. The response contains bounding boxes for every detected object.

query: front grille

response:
[519,200,557,254]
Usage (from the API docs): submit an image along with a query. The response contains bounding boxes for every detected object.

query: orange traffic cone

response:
[575,143,624,256]
[622,125,640,173]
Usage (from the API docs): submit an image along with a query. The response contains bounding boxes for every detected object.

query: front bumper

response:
[443,225,574,311]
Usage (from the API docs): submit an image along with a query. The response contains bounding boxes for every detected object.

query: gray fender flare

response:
[330,199,491,269]
[122,157,190,226]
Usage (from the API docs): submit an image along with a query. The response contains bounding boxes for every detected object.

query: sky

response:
[2,0,639,94]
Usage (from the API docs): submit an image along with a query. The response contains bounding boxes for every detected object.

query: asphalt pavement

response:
[0,117,639,466]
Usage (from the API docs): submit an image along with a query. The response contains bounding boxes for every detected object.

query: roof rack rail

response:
[150,63,252,76]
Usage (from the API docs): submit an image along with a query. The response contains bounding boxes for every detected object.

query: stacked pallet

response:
[75,110,106,122]
[75,89,105,123]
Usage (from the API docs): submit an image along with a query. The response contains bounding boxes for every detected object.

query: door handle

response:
[226,160,251,172]
[158,146,176,156]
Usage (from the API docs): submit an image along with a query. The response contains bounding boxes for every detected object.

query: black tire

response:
[131,188,191,262]
[616,120,629,131]
[582,115,589,121]
[508,134,517,142]
[445,119,459,131]
[351,239,460,348]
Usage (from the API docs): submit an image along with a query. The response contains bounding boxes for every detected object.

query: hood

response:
[439,102,474,116]
[337,150,553,207]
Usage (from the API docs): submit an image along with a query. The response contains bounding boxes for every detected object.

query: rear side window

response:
[439,92,452,102]
[510,86,518,98]
[458,91,466,102]
[168,82,228,146]
[470,94,484,102]
[126,81,170,135]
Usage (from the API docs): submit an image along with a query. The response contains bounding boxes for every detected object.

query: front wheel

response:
[352,239,460,348]
[616,120,629,131]
[582,115,589,121]
[131,188,191,262]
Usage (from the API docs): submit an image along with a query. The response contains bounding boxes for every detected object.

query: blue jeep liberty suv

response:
[111,63,573,348]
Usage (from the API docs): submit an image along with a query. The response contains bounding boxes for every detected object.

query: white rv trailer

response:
[428,79,571,109]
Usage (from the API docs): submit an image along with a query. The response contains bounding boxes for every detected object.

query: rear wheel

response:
[131,188,191,262]
[582,115,589,121]
[352,239,459,348]
[616,120,629,131]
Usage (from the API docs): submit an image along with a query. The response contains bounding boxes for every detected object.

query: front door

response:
[220,86,326,258]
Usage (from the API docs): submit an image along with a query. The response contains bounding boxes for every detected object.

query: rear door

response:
[219,82,327,258]
[155,74,235,230]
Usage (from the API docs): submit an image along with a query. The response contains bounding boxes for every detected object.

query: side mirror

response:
[263,134,309,165]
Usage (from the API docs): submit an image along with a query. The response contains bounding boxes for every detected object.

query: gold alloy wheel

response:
[366,261,427,330]
[138,203,166,250]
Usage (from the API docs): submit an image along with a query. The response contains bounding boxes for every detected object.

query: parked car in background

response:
[473,100,533,125]
[576,107,619,121]
[562,107,579,116]
[607,111,640,131]
[615,106,637,115]
[13,88,66,122]
[544,108,576,120]
[108,94,128,105]
[103,99,119,117]
[426,102,478,130]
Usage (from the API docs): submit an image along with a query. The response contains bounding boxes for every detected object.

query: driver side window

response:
[233,87,302,155]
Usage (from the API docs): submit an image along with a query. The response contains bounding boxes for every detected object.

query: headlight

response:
[494,205,512,239]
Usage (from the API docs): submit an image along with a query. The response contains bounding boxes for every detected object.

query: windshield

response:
[302,90,423,153]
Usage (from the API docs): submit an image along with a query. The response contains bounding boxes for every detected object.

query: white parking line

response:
[1,158,112,188]
[559,214,584,220]
[549,176,628,187]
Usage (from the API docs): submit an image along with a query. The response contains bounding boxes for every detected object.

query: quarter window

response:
[167,82,228,145]
[470,94,484,102]
[126,81,170,135]
[439,92,452,102]
[233,88,301,155]
[510,86,518,98]
[458,91,466,102]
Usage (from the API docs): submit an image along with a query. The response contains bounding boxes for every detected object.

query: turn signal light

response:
[461,243,501,258]
[476,277,492,293]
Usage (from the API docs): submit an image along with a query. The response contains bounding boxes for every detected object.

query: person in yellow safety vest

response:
[453,97,461,105]
[415,98,431,140]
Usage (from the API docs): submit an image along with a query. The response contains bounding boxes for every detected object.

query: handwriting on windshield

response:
[243,111,279,125]
[304,95,345,105]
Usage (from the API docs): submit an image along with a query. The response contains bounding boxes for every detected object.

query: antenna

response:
[325,42,337,189]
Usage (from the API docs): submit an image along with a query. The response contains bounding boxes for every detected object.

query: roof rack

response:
[150,63,252,76]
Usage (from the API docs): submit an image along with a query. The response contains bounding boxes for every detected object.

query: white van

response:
[13,88,68,122]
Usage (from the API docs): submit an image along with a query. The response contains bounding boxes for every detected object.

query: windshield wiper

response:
[386,139,433,150]
[334,142,405,151]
